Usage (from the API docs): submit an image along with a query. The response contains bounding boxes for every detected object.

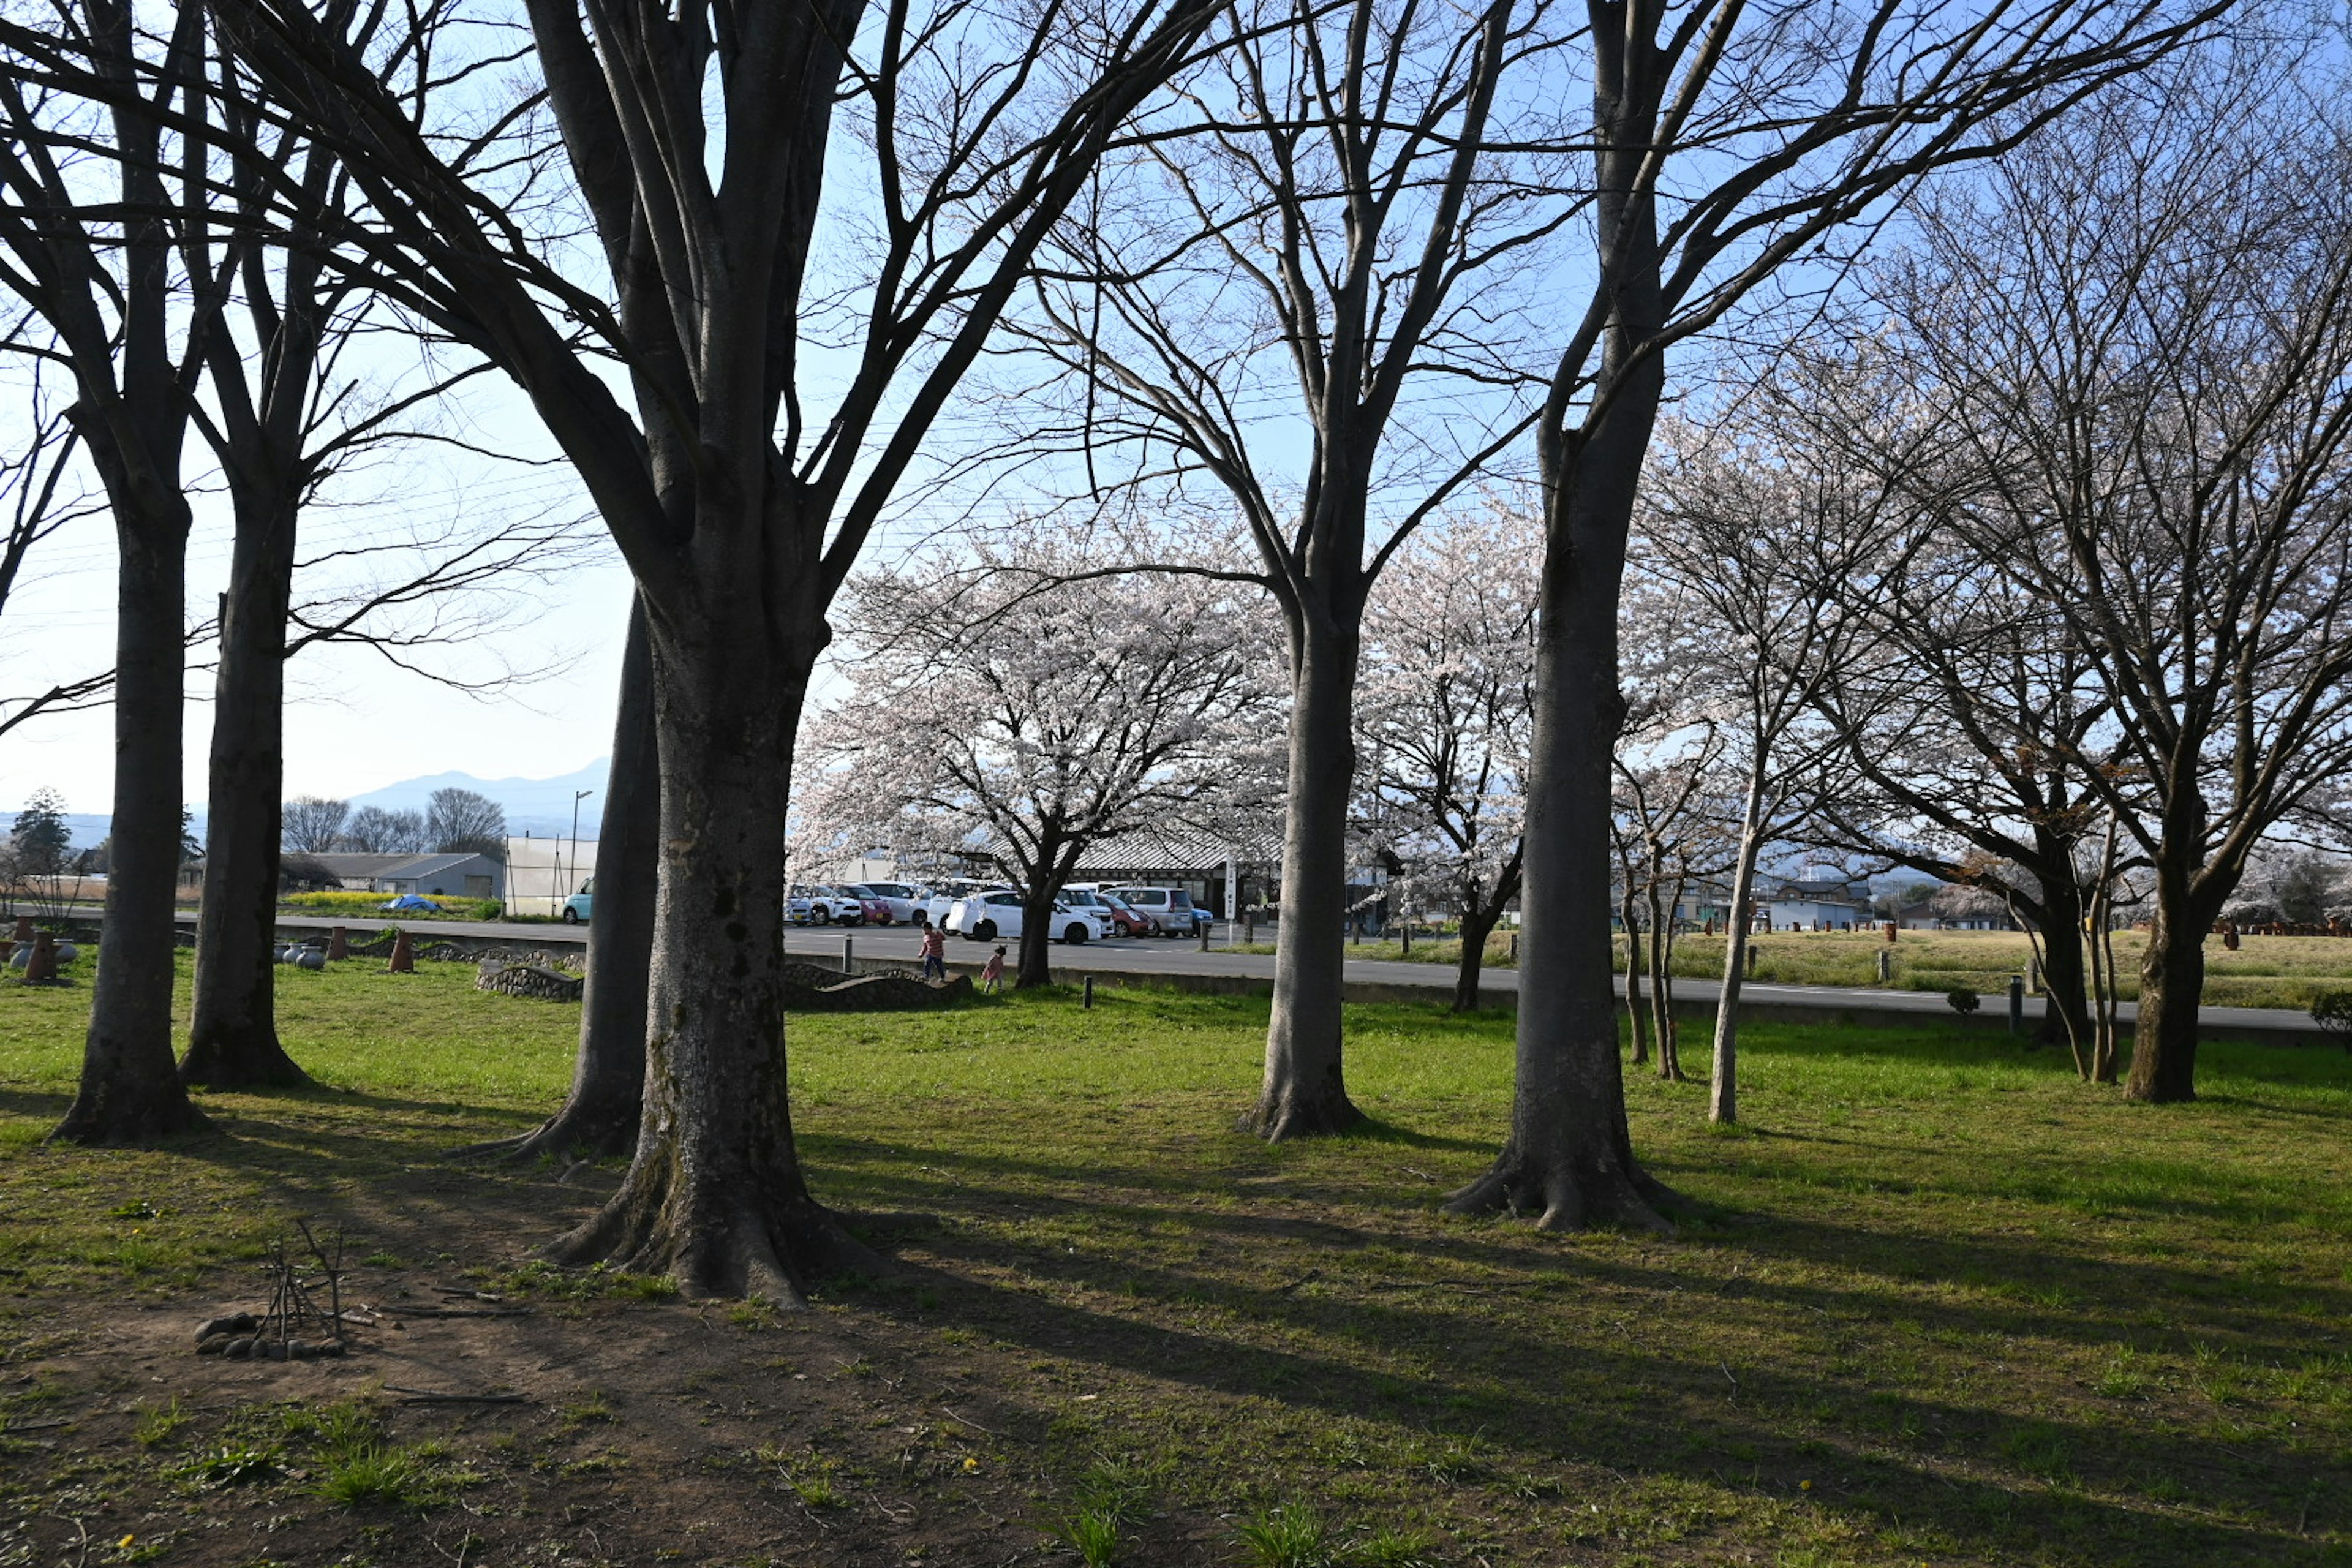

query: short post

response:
[2027,956,2041,995]
[10,914,31,945]
[1084,976,1095,1009]
[1400,920,1412,955]
[327,925,349,962]
[1509,932,1519,962]
[1245,913,1255,944]
[1883,921,1898,943]
[24,932,58,983]
[2007,973,2024,1036]
[842,935,854,974]
[1875,948,1893,984]
[1199,918,1210,952]
[1746,943,1759,978]
[386,929,415,974]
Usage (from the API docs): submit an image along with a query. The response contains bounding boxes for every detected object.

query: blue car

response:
[562,878,594,924]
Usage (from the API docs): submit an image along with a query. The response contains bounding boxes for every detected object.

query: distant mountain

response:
[344,758,611,838]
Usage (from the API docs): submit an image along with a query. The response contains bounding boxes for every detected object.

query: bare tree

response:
[279,795,347,852]
[1855,45,2352,1102]
[1638,413,1900,1122]
[342,805,426,854]
[997,0,1575,1135]
[1447,0,2230,1231]
[183,0,1234,1299]
[424,788,505,858]
[0,363,113,739]
[0,2,225,1142]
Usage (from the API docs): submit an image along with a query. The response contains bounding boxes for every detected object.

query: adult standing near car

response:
[916,913,947,983]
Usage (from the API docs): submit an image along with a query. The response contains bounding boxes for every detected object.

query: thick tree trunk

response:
[182,483,309,1088]
[477,599,658,1161]
[1254,622,1363,1138]
[2125,872,2215,1104]
[1449,48,1676,1226]
[2030,876,2092,1056]
[54,505,210,1144]
[1709,805,1764,1123]
[551,609,869,1302]
[1016,877,1061,988]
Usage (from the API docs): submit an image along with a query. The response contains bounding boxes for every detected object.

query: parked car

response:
[1062,884,1151,937]
[561,878,594,925]
[838,883,899,925]
[946,889,1105,944]
[1103,884,1202,936]
[845,881,922,924]
[922,880,991,926]
[787,884,865,925]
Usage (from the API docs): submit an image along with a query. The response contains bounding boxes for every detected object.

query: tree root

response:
[1444,1146,1684,1235]
[548,1167,881,1307]
[178,1034,312,1091]
[1246,1087,1366,1142]
[50,1089,215,1148]
[453,1101,638,1165]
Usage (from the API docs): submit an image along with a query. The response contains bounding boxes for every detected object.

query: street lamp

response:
[565,790,594,912]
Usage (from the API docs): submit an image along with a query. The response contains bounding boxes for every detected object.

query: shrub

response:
[1946,986,1980,1015]
[2310,989,2352,1050]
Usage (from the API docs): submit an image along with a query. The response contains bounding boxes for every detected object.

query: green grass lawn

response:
[1246,927,2352,1012]
[1,956,2347,1566]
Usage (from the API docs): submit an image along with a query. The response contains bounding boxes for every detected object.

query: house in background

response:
[1758,875,1872,931]
[503,835,595,918]
[303,851,505,900]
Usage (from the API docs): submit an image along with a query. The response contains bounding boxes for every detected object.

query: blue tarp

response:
[380,894,444,911]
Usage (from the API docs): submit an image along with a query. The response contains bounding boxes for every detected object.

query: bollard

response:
[1400,921,1412,955]
[2027,956,2041,995]
[2007,973,2024,1036]
[0,939,10,969]
[1245,913,1256,944]
[1509,932,1519,962]
[1746,944,1759,978]
[1875,948,1893,984]
[842,936,854,974]
[1199,918,1210,952]
[1084,976,1095,1009]
[10,914,30,946]
[1883,920,1898,944]
[328,925,350,962]
[24,932,58,984]
[387,929,415,974]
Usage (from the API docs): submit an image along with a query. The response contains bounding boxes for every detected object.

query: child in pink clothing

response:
[916,913,947,982]
[980,945,1007,993]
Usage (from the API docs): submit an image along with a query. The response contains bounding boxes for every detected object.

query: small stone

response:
[263,1341,288,1362]
[317,1339,347,1359]
[224,1336,254,1360]
[287,1339,315,1360]
[196,1313,257,1343]
[195,1335,230,1356]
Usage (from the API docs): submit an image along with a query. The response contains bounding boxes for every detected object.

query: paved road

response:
[199,909,2328,1038]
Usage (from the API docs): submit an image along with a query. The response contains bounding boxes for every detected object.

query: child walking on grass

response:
[981,945,1007,993]
[916,913,946,982]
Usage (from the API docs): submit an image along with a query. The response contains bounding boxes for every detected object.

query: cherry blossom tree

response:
[799,547,1282,986]
[1356,511,1539,1011]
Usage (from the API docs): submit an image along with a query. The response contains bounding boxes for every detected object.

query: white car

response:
[843,881,921,924]
[787,883,865,925]
[946,889,1105,944]
[922,880,992,927]
[1054,886,1138,935]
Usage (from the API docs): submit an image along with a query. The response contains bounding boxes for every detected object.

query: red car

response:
[1066,885,1152,937]
[842,886,895,925]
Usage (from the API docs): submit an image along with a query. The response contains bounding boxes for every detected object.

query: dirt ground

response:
[2,1162,1243,1568]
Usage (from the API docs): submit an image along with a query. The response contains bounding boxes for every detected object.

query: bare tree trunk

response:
[551,604,870,1302]
[1254,620,1363,1137]
[54,494,209,1143]
[477,598,657,1160]
[1016,872,1062,989]
[1646,876,1678,1080]
[1709,796,1765,1123]
[182,483,309,1088]
[2031,875,2092,1060]
[1450,851,1520,1013]
[2126,864,2218,1104]
[1621,897,1649,1066]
